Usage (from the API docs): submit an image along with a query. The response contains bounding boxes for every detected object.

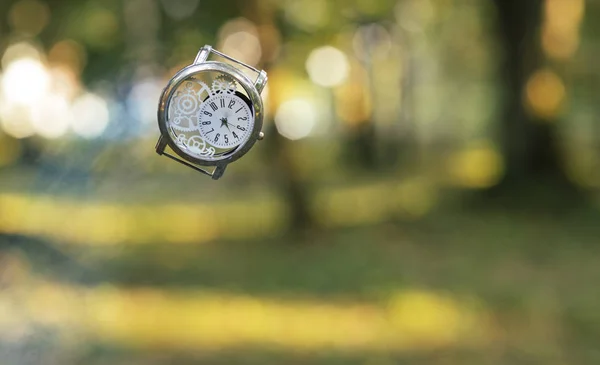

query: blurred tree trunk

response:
[265,124,314,233]
[344,25,379,171]
[244,0,314,234]
[346,122,378,169]
[488,0,582,204]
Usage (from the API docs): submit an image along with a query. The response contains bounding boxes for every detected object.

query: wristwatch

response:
[156,45,268,180]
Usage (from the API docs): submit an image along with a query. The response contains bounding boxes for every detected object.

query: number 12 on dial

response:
[198,93,253,149]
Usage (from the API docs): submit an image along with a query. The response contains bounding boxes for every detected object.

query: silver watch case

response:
[156,45,268,180]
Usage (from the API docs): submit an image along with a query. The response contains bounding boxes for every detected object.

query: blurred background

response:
[1,0,600,364]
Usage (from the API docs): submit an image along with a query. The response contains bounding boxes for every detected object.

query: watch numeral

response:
[220,99,225,108]
[204,111,212,117]
[206,128,214,134]
[202,121,211,125]
[228,100,235,109]
[210,102,218,111]
[238,116,248,121]
[224,135,229,144]
[236,107,243,113]
[236,125,246,131]
[232,132,239,139]
[214,133,220,142]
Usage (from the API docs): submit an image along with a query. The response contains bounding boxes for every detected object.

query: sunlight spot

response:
[1,58,50,106]
[263,67,318,115]
[542,26,580,60]
[544,0,585,30]
[525,69,566,120]
[542,0,585,60]
[1,42,43,69]
[31,94,71,139]
[257,24,281,63]
[1,282,491,352]
[8,0,50,36]
[127,78,164,126]
[0,193,287,245]
[222,32,262,67]
[275,99,318,140]
[0,102,35,139]
[70,92,110,139]
[306,46,350,88]
[48,39,87,75]
[352,24,392,61]
[218,18,262,67]
[448,142,504,189]
[387,290,484,349]
[334,61,372,126]
[48,66,80,100]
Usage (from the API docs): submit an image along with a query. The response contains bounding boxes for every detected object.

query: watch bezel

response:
[157,61,264,167]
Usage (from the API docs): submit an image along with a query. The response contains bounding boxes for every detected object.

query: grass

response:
[2,209,600,364]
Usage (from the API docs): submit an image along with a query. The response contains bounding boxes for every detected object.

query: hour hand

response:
[220,117,231,131]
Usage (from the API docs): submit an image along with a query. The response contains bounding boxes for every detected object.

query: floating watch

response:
[156,45,268,180]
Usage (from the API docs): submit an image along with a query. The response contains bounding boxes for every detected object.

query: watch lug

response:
[212,165,227,180]
[255,70,268,94]
[194,45,212,64]
[155,135,167,155]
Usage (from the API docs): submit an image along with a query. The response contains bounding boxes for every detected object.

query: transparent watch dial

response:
[198,92,253,149]
[166,71,255,161]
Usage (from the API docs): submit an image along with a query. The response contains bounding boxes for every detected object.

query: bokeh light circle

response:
[1,58,50,106]
[305,46,350,88]
[70,92,110,139]
[274,99,317,140]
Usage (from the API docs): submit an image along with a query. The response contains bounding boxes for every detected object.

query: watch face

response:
[198,92,253,149]
[165,71,255,162]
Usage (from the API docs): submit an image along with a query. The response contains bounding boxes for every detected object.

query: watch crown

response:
[258,132,265,140]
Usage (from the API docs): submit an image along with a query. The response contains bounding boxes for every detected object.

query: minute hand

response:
[220,118,231,131]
